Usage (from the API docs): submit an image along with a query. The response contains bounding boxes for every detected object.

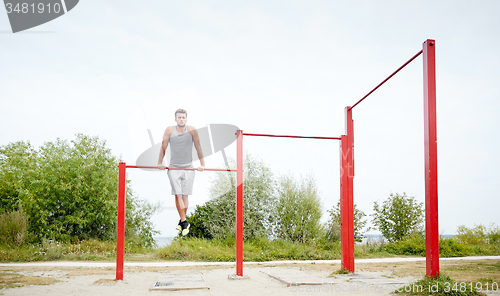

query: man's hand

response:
[197,165,205,172]
[158,164,166,170]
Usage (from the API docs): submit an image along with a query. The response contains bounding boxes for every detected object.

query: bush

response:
[488,223,500,245]
[0,204,29,250]
[274,174,323,243]
[384,232,426,256]
[372,193,424,242]
[326,202,368,242]
[186,204,213,239]
[455,223,500,246]
[124,193,161,248]
[456,224,488,245]
[383,234,475,257]
[188,154,276,240]
[439,237,470,257]
[0,134,159,246]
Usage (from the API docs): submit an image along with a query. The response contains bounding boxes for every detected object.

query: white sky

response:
[1,1,499,238]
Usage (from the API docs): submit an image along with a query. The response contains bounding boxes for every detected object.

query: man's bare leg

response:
[182,195,189,218]
[175,194,186,221]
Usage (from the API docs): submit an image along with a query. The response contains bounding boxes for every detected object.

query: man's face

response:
[175,113,187,127]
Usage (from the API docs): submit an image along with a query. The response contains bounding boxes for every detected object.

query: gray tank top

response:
[169,126,193,168]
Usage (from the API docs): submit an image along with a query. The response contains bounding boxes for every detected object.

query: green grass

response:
[1,235,499,263]
[0,239,118,262]
[155,236,342,261]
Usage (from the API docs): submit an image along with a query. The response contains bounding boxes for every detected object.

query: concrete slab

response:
[150,273,210,291]
[261,268,409,293]
[338,273,408,284]
[261,268,331,287]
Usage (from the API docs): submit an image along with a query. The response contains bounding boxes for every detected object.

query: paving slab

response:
[150,273,210,291]
[261,268,329,287]
[261,267,410,293]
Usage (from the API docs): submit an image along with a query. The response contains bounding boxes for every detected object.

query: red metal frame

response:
[344,39,439,277]
[243,133,341,140]
[340,107,355,273]
[236,130,244,276]
[126,165,236,172]
[423,39,439,277]
[350,50,423,110]
[115,163,237,280]
[235,131,341,277]
[339,135,350,271]
[116,38,438,280]
[116,162,126,280]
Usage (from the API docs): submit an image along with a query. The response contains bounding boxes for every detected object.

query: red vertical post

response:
[423,39,439,278]
[343,106,355,273]
[116,162,126,280]
[236,130,244,276]
[340,135,350,271]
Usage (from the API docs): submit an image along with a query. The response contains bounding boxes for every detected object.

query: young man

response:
[157,109,205,236]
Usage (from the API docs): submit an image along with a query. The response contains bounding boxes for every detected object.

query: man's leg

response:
[182,195,189,218]
[175,194,186,221]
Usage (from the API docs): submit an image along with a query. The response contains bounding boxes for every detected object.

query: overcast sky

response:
[1,1,499,238]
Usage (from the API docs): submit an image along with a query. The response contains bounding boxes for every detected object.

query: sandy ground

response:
[1,257,500,296]
[0,266,414,296]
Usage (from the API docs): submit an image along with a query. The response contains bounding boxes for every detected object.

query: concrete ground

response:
[1,256,499,296]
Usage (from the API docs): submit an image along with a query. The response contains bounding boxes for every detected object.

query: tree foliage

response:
[326,202,368,243]
[274,174,323,243]
[0,134,159,245]
[187,154,276,240]
[372,192,424,242]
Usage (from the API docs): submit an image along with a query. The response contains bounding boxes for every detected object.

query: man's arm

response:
[158,127,173,170]
[189,126,205,171]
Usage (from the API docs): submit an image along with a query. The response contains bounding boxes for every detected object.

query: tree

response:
[0,134,159,245]
[326,202,368,243]
[187,153,276,240]
[274,174,323,243]
[372,193,424,242]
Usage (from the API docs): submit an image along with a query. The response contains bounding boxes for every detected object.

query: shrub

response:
[188,154,276,240]
[326,202,368,242]
[0,134,160,246]
[274,174,323,243]
[0,204,29,250]
[124,193,161,248]
[487,223,500,245]
[439,237,470,257]
[186,204,213,239]
[372,193,424,242]
[456,224,488,245]
[384,232,426,256]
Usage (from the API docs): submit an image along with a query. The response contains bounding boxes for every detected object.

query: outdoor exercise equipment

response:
[339,39,438,277]
[116,38,438,280]
[115,164,236,281]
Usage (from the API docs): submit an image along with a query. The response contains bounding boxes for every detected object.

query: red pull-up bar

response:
[243,132,341,140]
[125,165,236,172]
[115,163,236,280]
[349,49,423,110]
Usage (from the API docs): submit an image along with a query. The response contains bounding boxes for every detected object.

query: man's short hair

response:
[175,109,187,118]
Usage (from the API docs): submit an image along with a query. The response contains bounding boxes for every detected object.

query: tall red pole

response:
[236,130,244,276]
[116,162,126,280]
[423,39,439,278]
[340,135,349,271]
[341,107,355,273]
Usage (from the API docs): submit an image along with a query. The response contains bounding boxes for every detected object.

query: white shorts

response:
[167,168,195,195]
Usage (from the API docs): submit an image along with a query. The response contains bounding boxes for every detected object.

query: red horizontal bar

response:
[125,165,236,172]
[350,49,423,110]
[243,133,341,140]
